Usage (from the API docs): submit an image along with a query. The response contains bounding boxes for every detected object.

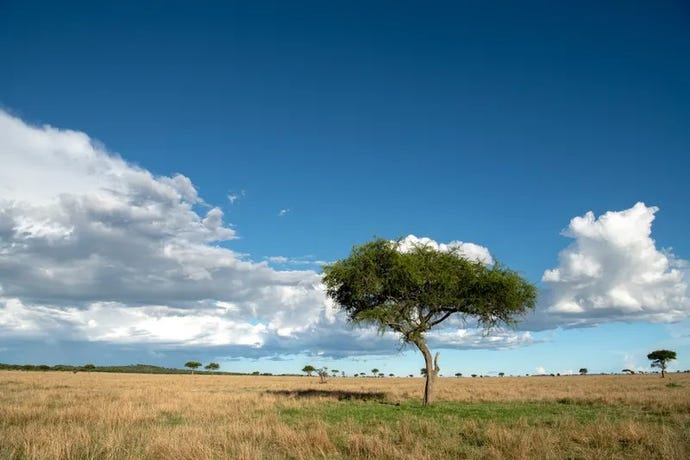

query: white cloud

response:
[539,203,689,327]
[428,329,536,350]
[278,208,290,217]
[395,234,494,265]
[227,190,245,204]
[536,366,546,375]
[0,110,330,349]
[0,109,526,359]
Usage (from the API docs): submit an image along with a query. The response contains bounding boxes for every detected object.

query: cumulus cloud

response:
[538,203,689,327]
[278,208,290,217]
[0,110,331,348]
[428,329,536,350]
[0,110,529,361]
[395,234,494,265]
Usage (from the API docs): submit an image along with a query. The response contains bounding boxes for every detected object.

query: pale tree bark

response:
[415,340,440,406]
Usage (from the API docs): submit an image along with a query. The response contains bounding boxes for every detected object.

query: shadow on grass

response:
[266,389,387,401]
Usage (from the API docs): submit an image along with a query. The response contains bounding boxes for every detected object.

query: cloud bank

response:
[0,110,529,361]
[1,110,687,365]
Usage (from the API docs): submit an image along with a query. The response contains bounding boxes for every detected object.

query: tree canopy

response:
[302,365,316,376]
[323,238,536,405]
[184,361,202,374]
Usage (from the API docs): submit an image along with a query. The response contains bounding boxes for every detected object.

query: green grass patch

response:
[159,411,185,427]
[279,399,662,429]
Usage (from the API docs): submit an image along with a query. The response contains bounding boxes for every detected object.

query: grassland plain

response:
[1,371,688,459]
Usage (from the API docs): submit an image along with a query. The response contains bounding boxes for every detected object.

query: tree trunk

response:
[415,340,440,406]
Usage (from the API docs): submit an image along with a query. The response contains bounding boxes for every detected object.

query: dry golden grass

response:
[1,371,689,459]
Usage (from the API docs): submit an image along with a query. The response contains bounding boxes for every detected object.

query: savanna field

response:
[1,371,689,459]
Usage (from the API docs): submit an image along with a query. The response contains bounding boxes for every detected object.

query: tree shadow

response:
[266,389,387,401]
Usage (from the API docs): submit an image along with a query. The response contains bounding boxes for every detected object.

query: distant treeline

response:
[0,362,245,375]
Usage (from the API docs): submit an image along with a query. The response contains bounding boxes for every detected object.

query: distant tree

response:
[409,374,414,378]
[378,373,384,378]
[317,367,329,384]
[251,371,260,375]
[647,350,677,378]
[389,373,395,377]
[205,362,220,372]
[354,373,359,377]
[302,365,316,376]
[622,369,635,375]
[579,368,588,375]
[184,361,202,374]
[341,371,345,378]
[455,372,462,377]
[498,372,505,377]
[331,369,339,377]
[371,368,379,377]
[323,238,536,406]
[83,364,95,371]
[471,374,477,378]
[420,368,427,377]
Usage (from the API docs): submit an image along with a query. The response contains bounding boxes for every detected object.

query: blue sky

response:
[1,0,689,376]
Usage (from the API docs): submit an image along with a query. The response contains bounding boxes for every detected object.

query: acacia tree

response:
[302,365,316,376]
[647,350,676,378]
[579,368,588,375]
[323,238,536,406]
[184,361,202,374]
[205,362,220,372]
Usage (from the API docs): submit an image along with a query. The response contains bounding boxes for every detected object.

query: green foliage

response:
[579,368,588,375]
[322,238,537,344]
[302,365,316,376]
[184,361,202,373]
[205,362,220,371]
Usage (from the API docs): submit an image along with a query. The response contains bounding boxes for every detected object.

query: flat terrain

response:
[1,371,689,459]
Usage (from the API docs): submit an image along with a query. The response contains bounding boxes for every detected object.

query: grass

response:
[1,371,689,459]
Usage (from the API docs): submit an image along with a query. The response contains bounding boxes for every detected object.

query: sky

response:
[1,0,689,377]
